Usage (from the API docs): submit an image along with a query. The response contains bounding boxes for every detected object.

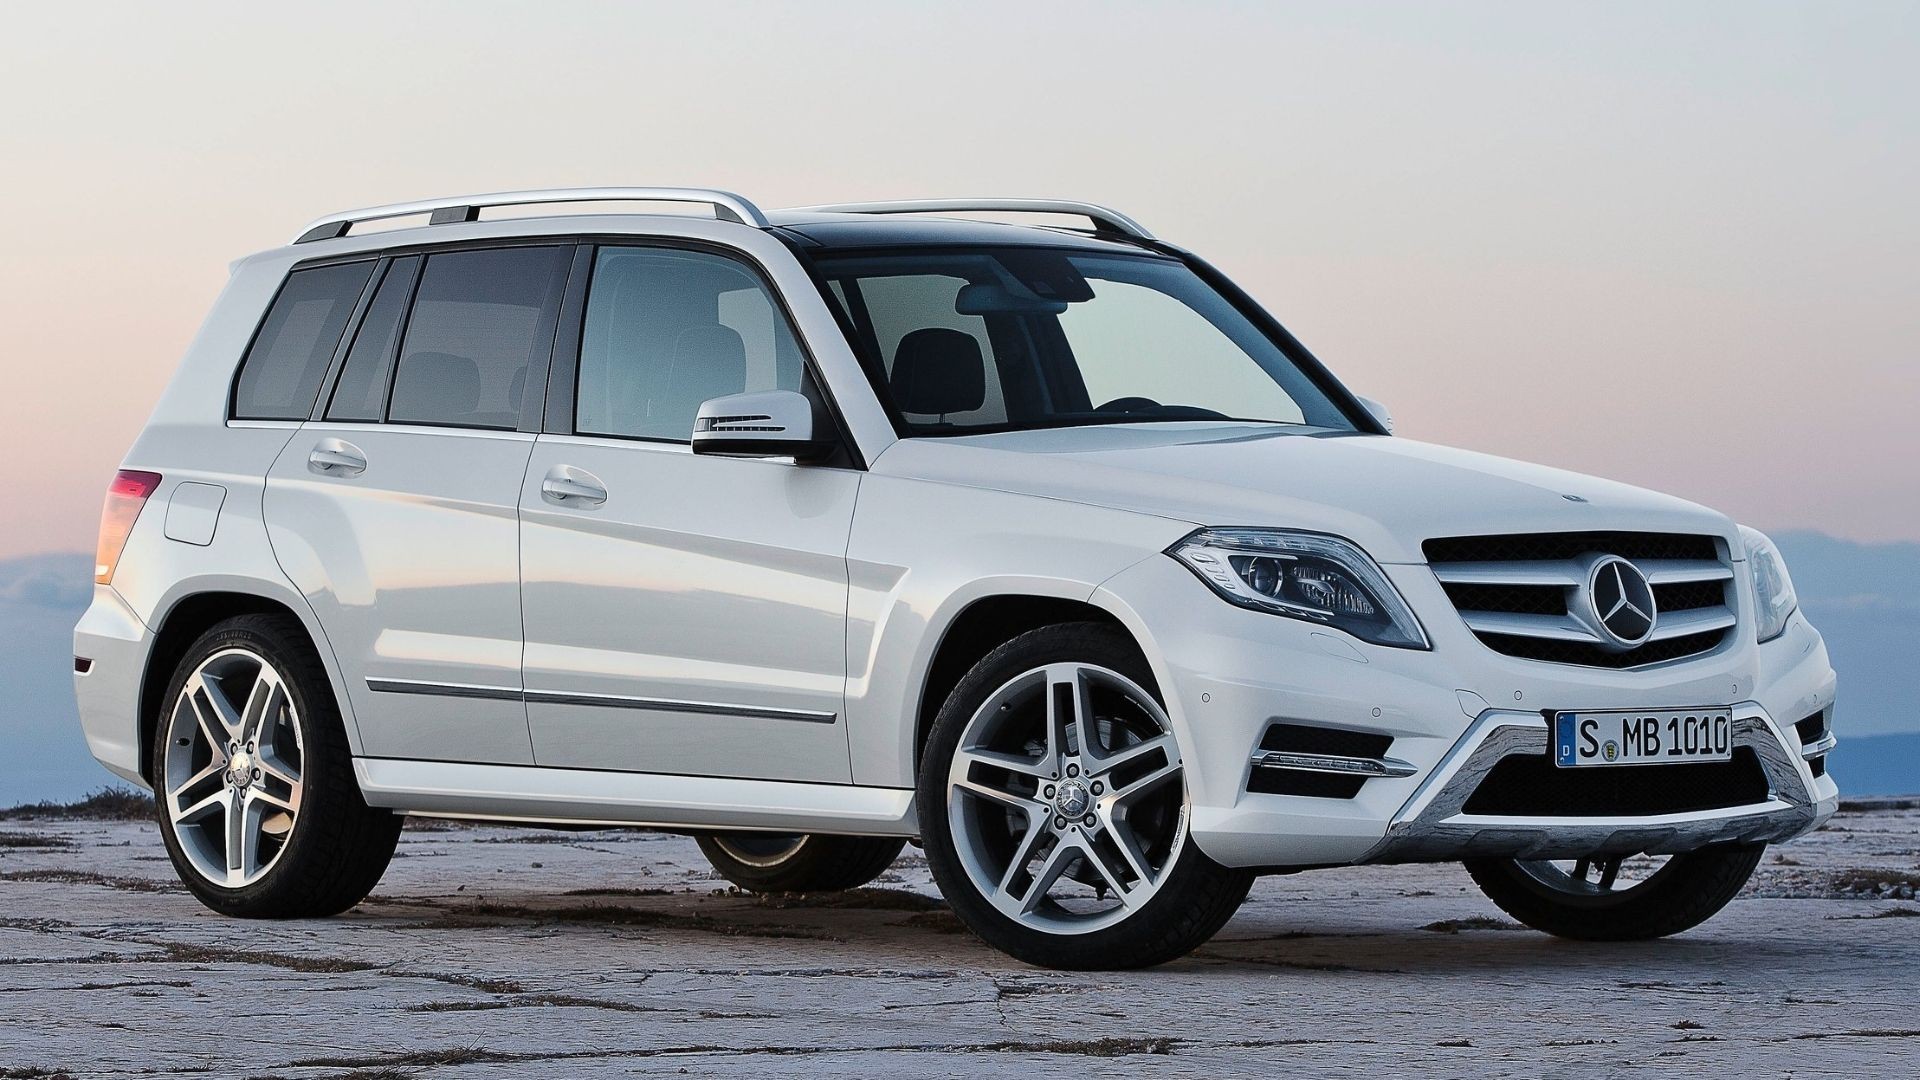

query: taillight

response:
[95,470,161,584]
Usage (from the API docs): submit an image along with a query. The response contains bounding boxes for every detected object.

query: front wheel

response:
[695,832,906,893]
[152,614,401,918]
[1465,844,1765,941]
[918,623,1252,970]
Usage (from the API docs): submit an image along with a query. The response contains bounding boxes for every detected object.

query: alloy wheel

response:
[946,663,1186,934]
[161,647,305,888]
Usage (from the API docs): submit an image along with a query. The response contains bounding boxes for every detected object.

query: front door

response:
[518,244,857,783]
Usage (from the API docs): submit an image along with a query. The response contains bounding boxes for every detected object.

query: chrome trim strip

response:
[296,187,771,242]
[785,198,1155,240]
[1801,732,1838,758]
[364,678,836,724]
[1646,606,1737,641]
[1459,610,1604,643]
[365,677,521,702]
[1430,558,1730,588]
[1639,559,1735,584]
[1431,561,1584,587]
[522,689,836,725]
[1250,750,1418,778]
[1361,707,1830,863]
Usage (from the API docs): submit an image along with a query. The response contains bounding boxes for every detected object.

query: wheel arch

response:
[137,580,358,785]
[909,592,1150,773]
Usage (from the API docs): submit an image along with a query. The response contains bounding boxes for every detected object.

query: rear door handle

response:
[307,438,367,477]
[540,465,607,507]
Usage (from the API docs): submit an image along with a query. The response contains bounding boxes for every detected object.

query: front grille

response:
[1461,747,1772,816]
[1425,530,1736,669]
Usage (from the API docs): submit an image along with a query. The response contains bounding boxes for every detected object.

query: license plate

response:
[1553,709,1733,767]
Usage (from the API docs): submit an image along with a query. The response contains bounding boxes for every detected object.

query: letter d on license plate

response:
[1554,709,1734,767]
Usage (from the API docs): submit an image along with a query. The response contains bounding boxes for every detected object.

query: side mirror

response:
[1356,396,1394,434]
[691,390,834,462]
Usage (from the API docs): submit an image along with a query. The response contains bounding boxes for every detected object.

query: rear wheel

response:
[918,623,1252,969]
[153,614,401,917]
[695,832,907,893]
[1465,843,1765,940]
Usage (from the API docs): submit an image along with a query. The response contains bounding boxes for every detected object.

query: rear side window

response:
[232,261,375,420]
[326,256,421,422]
[575,246,807,442]
[387,247,570,430]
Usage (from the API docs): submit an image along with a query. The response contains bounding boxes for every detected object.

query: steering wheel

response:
[1095,396,1163,414]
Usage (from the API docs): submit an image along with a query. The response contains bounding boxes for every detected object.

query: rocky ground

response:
[1,800,1916,1079]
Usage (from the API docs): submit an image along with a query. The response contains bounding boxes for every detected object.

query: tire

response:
[1465,843,1765,941]
[151,613,401,918]
[917,622,1253,970]
[695,833,907,893]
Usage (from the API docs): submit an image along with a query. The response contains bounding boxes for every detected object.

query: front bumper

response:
[1094,555,1839,869]
[1359,706,1833,864]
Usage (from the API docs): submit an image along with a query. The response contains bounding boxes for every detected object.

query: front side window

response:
[387,246,570,430]
[232,261,375,420]
[813,248,1357,435]
[575,246,807,441]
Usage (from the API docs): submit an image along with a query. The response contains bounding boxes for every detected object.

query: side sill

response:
[353,758,918,837]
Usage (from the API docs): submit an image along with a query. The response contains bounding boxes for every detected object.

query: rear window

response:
[231,261,375,420]
[387,246,571,430]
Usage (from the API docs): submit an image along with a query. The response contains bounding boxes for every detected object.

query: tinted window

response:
[326,256,420,422]
[576,247,807,441]
[388,247,570,430]
[232,261,375,420]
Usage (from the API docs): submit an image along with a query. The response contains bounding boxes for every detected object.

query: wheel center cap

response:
[1055,778,1091,818]
[228,751,254,788]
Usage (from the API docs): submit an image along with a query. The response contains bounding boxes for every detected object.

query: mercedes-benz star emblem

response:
[1582,555,1657,650]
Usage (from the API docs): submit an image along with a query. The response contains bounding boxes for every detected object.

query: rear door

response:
[517,242,858,783]
[265,244,576,765]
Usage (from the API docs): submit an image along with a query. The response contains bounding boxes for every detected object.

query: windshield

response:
[811,247,1358,436]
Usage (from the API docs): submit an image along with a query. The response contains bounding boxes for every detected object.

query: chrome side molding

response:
[365,677,836,724]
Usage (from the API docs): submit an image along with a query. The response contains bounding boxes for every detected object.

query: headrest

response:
[392,351,479,419]
[890,328,985,416]
[665,325,748,411]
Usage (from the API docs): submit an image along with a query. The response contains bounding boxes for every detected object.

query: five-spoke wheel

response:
[920,623,1252,969]
[162,647,305,888]
[153,614,402,917]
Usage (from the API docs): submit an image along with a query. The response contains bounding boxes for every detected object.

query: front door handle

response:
[540,465,607,507]
[308,438,367,477]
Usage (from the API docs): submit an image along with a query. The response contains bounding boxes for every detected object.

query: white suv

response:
[73,189,1838,969]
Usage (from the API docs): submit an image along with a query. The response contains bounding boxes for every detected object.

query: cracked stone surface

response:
[0,806,1916,1077]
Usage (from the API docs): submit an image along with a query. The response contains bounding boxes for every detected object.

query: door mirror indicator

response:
[692,390,834,462]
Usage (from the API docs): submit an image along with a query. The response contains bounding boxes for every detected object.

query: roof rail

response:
[293,187,771,244]
[785,198,1155,241]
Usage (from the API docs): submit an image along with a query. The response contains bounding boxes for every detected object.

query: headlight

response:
[1168,529,1428,649]
[1740,525,1797,643]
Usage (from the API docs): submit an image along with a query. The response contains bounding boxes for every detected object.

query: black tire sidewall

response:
[1465,844,1765,940]
[917,622,1250,969]
[151,615,366,916]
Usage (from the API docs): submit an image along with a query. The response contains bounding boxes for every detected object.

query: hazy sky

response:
[2,1,1915,559]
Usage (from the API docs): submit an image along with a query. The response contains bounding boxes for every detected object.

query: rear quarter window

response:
[231,261,376,420]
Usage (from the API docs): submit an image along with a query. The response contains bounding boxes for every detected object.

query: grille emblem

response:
[1581,555,1658,650]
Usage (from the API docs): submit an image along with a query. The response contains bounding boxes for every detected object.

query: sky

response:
[1,1,1916,560]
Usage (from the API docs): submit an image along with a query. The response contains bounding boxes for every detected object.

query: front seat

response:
[890,328,986,420]
[660,325,748,434]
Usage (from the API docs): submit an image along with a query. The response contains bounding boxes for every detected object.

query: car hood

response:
[868,424,1739,564]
